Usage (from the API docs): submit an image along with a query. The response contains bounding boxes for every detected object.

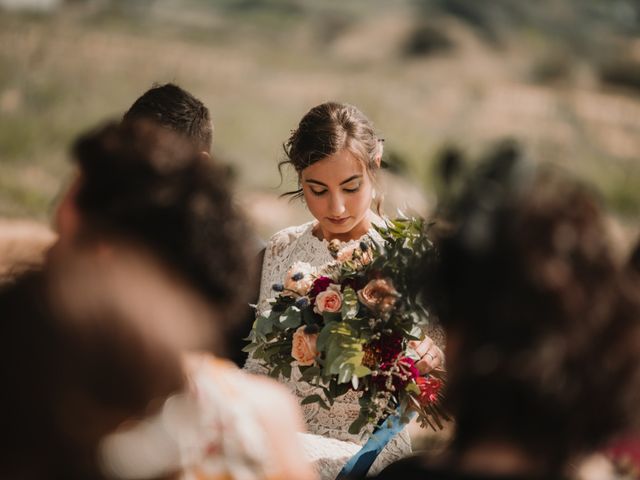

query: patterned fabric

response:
[244,219,445,479]
[100,354,315,480]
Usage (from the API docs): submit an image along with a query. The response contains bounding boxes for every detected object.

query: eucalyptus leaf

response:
[338,364,355,384]
[341,287,359,320]
[322,311,342,324]
[300,366,321,381]
[279,306,302,329]
[353,364,372,377]
[254,314,274,338]
[300,394,324,406]
[348,413,369,435]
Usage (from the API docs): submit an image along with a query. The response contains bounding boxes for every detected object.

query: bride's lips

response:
[327,217,350,225]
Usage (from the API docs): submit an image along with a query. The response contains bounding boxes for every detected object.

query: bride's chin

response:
[323,222,353,234]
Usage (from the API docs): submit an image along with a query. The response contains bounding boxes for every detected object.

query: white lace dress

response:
[244,220,413,480]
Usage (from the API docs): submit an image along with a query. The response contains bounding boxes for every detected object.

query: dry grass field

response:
[1,0,639,236]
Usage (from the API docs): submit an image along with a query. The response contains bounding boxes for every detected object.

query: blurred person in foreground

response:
[52,83,260,364]
[124,82,263,367]
[602,235,640,478]
[0,255,184,479]
[370,152,640,480]
[43,119,315,479]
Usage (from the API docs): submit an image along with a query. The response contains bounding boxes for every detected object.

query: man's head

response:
[123,83,213,154]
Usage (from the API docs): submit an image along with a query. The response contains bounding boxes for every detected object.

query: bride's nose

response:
[328,193,346,216]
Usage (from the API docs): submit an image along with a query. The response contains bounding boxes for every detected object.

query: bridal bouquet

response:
[245,218,448,435]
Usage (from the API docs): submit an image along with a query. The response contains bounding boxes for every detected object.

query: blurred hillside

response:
[1,0,639,236]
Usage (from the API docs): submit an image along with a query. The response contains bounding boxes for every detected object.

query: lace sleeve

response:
[256,229,289,316]
[244,225,306,374]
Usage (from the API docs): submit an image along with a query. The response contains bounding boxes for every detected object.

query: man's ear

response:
[198,151,211,162]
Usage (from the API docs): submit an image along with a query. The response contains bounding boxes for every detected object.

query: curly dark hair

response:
[123,83,213,153]
[70,120,253,343]
[423,155,640,472]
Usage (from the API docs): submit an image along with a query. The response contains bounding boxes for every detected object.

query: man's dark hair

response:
[123,83,213,153]
[423,154,640,473]
[70,120,252,346]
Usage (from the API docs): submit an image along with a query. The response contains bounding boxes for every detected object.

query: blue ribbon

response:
[336,410,415,479]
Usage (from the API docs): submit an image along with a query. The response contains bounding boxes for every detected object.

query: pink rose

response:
[291,326,318,366]
[314,284,343,314]
[336,245,373,265]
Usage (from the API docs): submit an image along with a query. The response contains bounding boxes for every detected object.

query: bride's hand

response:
[409,337,444,374]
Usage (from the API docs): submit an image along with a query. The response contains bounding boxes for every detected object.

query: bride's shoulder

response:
[266,221,314,258]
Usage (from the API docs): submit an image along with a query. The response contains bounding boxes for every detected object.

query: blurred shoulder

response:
[186,352,298,410]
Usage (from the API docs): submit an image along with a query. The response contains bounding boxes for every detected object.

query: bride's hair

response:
[280,102,383,208]
[423,153,640,471]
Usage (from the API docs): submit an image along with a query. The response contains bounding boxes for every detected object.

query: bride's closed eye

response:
[342,181,361,193]
[310,186,360,196]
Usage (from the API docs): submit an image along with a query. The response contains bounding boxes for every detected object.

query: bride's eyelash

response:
[309,185,360,195]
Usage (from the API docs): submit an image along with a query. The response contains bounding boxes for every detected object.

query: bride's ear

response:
[374,138,384,168]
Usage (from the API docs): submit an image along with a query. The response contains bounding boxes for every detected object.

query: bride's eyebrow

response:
[305,175,362,187]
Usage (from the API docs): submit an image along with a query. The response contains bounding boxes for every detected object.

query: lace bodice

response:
[244,219,415,479]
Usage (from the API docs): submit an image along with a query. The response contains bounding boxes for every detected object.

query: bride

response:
[244,102,444,479]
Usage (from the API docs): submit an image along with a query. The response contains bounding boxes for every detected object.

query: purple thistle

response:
[295,297,310,309]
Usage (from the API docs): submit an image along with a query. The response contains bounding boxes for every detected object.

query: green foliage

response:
[341,287,359,320]
[247,216,447,436]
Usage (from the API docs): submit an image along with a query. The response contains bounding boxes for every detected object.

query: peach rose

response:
[284,262,315,296]
[336,245,358,263]
[314,284,343,314]
[357,279,398,313]
[336,245,373,266]
[291,326,319,366]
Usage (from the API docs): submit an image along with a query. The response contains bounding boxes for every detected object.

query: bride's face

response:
[301,148,375,242]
